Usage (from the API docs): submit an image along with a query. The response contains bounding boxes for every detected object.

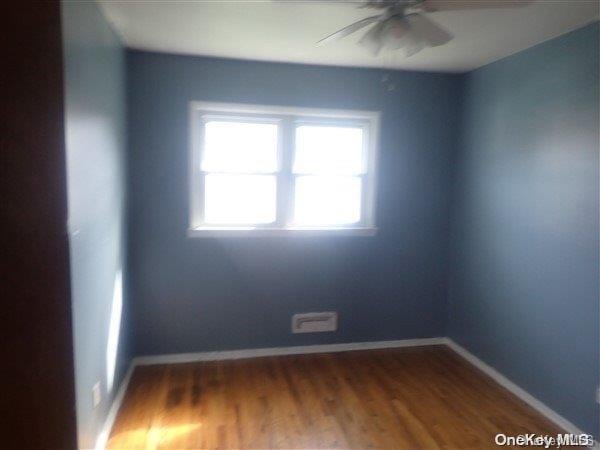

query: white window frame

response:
[188,101,380,237]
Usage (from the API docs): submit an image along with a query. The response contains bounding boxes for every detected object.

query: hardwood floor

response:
[108,345,565,449]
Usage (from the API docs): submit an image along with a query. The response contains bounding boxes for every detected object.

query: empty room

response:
[4,1,599,449]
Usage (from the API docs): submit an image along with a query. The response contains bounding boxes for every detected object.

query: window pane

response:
[205,174,276,224]
[294,126,364,175]
[293,176,362,226]
[202,121,278,173]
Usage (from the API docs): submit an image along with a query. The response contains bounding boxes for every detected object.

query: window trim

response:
[188,101,380,237]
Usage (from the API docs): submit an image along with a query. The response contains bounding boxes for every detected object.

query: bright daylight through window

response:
[189,102,379,236]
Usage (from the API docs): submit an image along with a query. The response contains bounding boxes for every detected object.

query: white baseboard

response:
[133,337,445,366]
[94,337,593,450]
[94,362,135,450]
[443,338,588,437]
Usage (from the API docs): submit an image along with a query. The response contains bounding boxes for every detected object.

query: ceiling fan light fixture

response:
[381,17,411,50]
[384,17,409,39]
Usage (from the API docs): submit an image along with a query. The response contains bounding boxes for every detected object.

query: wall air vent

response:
[291,312,338,333]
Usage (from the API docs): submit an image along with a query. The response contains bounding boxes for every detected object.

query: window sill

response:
[187,227,378,238]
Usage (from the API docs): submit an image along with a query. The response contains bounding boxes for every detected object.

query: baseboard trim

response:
[94,362,135,450]
[133,337,445,366]
[443,338,588,437]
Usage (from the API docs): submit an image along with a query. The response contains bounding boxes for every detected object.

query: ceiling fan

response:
[318,0,532,57]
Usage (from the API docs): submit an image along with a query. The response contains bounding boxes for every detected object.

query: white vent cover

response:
[291,312,338,334]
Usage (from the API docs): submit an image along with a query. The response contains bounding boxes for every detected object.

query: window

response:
[189,102,379,236]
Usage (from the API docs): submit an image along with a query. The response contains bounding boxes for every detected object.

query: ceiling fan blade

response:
[317,16,381,45]
[405,14,453,47]
[402,33,427,57]
[360,0,399,9]
[422,0,534,12]
[358,20,386,56]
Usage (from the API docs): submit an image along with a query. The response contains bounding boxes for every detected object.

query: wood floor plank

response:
[107,345,568,449]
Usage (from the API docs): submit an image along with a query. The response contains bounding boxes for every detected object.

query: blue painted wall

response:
[127,51,462,356]
[62,2,130,448]
[449,22,599,437]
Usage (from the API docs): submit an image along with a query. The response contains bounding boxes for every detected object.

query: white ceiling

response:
[98,0,599,72]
